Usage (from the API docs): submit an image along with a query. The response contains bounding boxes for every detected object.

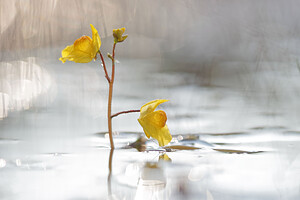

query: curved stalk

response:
[99,51,110,83]
[111,109,140,118]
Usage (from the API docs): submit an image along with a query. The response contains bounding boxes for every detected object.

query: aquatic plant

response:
[59,24,172,149]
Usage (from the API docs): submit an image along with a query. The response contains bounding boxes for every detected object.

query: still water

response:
[0,47,300,200]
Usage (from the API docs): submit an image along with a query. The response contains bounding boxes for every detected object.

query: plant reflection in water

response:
[107,146,172,200]
[135,160,168,200]
[107,148,114,199]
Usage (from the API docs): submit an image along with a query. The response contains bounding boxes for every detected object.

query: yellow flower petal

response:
[143,129,151,139]
[140,99,169,118]
[158,125,172,146]
[59,45,74,63]
[141,123,171,147]
[74,36,93,53]
[90,24,101,51]
[59,24,101,63]
[143,110,167,128]
[69,36,94,63]
[119,35,128,42]
[138,99,172,146]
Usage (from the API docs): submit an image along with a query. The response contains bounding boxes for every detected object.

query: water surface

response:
[0,48,300,199]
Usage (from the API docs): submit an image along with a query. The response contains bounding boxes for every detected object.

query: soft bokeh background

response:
[1,0,300,133]
[1,0,300,200]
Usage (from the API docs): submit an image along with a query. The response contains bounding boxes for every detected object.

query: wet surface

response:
[1,48,300,199]
[1,130,299,200]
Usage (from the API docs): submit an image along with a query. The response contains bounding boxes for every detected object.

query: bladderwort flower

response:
[59,24,101,63]
[59,24,173,150]
[138,99,172,146]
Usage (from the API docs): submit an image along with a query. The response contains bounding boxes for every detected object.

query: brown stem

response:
[111,109,140,118]
[107,43,117,149]
[99,51,110,83]
[107,83,114,149]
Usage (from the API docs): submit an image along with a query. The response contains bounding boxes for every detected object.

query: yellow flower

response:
[113,27,128,43]
[138,99,172,146]
[59,24,101,63]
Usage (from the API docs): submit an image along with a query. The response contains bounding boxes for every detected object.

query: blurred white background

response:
[1,0,300,133]
[1,1,300,200]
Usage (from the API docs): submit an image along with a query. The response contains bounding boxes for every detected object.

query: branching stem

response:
[99,51,110,83]
[111,109,140,118]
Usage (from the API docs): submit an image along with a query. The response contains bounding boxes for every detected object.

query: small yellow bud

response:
[113,27,128,43]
